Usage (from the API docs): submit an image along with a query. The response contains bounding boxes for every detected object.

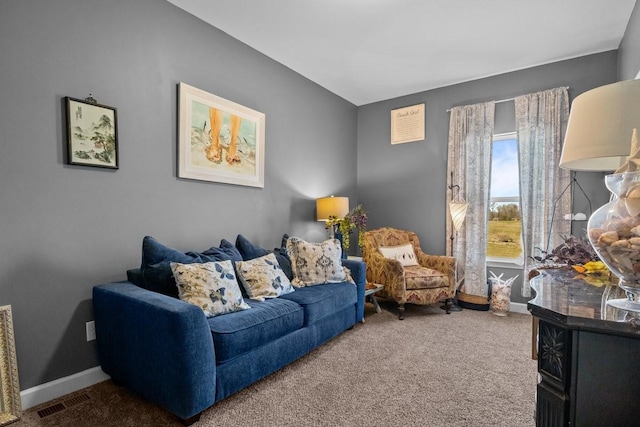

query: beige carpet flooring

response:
[16,301,537,426]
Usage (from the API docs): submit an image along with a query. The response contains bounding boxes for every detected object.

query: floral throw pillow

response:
[286,237,354,287]
[235,253,295,301]
[170,260,250,317]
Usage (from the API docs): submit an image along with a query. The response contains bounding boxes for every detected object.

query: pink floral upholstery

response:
[362,227,456,319]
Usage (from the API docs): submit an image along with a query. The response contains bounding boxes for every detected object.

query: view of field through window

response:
[487,135,522,259]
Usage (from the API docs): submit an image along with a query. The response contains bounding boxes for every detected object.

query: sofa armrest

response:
[93,282,216,421]
[342,259,366,323]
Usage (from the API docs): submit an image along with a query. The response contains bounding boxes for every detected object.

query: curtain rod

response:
[446,86,570,113]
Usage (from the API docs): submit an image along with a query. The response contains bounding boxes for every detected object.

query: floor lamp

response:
[442,175,467,311]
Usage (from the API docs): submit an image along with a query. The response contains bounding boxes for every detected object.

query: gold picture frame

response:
[0,305,21,426]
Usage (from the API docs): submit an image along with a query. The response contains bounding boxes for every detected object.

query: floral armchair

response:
[362,227,456,319]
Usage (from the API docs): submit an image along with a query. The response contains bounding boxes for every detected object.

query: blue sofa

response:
[92,236,365,425]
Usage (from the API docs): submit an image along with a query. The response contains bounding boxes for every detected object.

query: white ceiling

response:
[167,0,637,106]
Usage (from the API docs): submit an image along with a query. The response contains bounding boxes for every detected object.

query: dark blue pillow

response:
[140,236,244,297]
[140,236,202,297]
[279,234,290,256]
[273,248,293,281]
[217,239,243,262]
[235,234,270,260]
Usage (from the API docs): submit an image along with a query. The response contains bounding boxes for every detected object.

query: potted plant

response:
[326,205,367,254]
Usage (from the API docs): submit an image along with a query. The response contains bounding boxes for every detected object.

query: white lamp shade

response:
[316,196,349,221]
[560,79,640,171]
[449,201,468,231]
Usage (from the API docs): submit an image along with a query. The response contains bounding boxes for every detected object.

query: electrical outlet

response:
[86,321,96,342]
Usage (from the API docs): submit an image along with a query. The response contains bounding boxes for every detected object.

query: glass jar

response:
[589,171,640,312]
[490,277,514,316]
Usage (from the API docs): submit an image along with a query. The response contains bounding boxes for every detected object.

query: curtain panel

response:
[515,87,571,297]
[446,102,495,298]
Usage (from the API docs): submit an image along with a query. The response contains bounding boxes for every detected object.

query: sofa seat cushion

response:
[207,298,303,364]
[279,282,356,326]
[404,265,449,290]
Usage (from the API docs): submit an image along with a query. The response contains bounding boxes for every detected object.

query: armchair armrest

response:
[363,251,406,299]
[93,282,216,421]
[342,259,366,323]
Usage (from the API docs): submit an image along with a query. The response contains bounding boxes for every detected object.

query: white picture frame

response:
[178,82,265,188]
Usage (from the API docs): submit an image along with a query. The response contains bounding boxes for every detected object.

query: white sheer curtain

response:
[515,87,571,297]
[446,102,495,298]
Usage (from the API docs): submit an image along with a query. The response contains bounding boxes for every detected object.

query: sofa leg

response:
[398,303,405,320]
[181,413,202,426]
[110,377,125,387]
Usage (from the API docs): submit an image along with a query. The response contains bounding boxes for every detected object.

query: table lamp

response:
[316,196,349,238]
[560,79,640,171]
[559,79,640,311]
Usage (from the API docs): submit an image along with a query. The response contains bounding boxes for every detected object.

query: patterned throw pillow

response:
[235,253,294,301]
[170,260,250,317]
[286,237,354,287]
[378,243,419,267]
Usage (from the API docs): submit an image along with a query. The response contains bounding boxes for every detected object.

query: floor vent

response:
[65,393,91,407]
[37,402,66,418]
[37,393,91,418]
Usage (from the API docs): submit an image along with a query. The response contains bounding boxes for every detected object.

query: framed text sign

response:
[390,103,425,144]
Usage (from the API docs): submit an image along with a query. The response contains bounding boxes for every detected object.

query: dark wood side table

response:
[528,268,640,427]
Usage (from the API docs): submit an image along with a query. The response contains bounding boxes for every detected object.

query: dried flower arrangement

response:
[326,205,367,250]
[530,234,599,266]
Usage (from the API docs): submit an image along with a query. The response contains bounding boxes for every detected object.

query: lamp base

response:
[440,294,463,312]
[455,291,490,311]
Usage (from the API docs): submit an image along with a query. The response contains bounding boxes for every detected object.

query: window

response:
[487,132,523,265]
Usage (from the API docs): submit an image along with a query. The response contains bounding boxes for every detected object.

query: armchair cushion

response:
[404,265,449,290]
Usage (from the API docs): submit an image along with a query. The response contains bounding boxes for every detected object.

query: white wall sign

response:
[390,103,425,144]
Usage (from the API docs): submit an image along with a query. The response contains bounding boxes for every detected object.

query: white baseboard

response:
[509,302,529,315]
[20,366,110,410]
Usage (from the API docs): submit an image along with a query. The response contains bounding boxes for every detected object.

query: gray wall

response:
[356,52,618,304]
[619,1,640,80]
[0,0,357,390]
[1,0,635,393]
